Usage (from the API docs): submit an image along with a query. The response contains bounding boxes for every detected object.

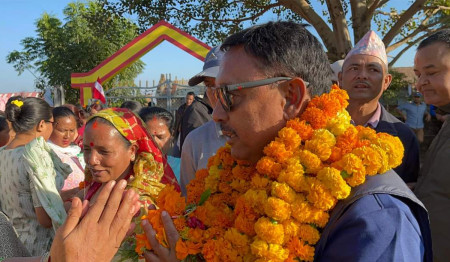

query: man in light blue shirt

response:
[396,92,431,143]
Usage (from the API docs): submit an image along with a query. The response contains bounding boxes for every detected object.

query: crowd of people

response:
[0,21,449,262]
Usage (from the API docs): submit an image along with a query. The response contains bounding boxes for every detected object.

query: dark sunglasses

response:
[213,77,293,112]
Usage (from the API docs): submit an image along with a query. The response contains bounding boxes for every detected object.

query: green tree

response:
[7,1,145,104]
[383,69,410,111]
[103,0,449,65]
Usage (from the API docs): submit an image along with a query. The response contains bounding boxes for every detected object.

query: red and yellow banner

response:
[71,20,211,106]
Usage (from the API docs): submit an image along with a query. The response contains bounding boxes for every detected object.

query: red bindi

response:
[92,121,98,129]
[90,142,94,147]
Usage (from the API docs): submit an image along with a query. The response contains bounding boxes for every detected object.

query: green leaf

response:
[341,170,351,179]
[198,189,211,206]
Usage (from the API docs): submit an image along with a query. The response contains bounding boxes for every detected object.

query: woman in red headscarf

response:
[82,108,180,206]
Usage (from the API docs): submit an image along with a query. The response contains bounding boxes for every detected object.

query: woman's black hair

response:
[85,117,132,148]
[5,96,52,133]
[138,107,174,134]
[0,115,9,133]
[52,106,77,122]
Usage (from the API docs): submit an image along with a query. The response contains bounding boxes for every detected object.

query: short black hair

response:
[187,92,195,97]
[52,106,76,122]
[120,100,143,115]
[418,29,450,50]
[221,21,332,96]
[139,107,174,134]
[5,96,52,133]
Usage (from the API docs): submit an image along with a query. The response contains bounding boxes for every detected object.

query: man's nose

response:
[212,100,228,123]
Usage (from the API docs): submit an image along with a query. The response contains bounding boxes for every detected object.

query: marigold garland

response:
[136,85,404,261]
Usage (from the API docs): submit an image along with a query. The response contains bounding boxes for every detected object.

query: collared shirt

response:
[351,102,382,128]
[397,102,427,129]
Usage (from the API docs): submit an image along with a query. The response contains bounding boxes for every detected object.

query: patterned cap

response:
[345,30,388,65]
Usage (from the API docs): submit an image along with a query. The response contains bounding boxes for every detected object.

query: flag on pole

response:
[93,77,106,104]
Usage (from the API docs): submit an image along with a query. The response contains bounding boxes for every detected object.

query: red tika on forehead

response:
[92,121,98,129]
[90,142,94,147]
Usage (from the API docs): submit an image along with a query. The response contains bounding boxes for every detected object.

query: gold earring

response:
[131,155,135,161]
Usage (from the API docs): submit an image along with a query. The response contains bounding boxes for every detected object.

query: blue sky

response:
[0,0,416,94]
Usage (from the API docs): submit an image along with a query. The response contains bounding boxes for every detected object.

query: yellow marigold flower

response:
[282,219,300,243]
[291,196,329,228]
[312,129,336,147]
[305,177,337,211]
[250,174,271,190]
[205,165,220,193]
[278,127,302,151]
[277,158,308,193]
[256,156,282,180]
[316,167,351,199]
[326,110,351,136]
[263,140,292,164]
[332,153,366,187]
[244,189,268,215]
[264,197,291,221]
[254,217,285,245]
[271,181,297,203]
[370,144,390,174]
[286,118,313,141]
[352,146,382,176]
[298,224,320,245]
[250,238,289,261]
[356,126,377,145]
[304,139,332,161]
[375,133,404,169]
[298,150,322,174]
[224,228,250,255]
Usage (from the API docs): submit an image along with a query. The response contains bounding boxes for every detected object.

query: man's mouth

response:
[220,124,237,139]
[353,82,370,89]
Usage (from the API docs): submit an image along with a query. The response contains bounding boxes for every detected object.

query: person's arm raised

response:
[50,180,140,262]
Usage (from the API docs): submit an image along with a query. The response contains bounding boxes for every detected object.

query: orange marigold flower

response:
[335,125,358,155]
[256,156,282,180]
[186,169,208,204]
[282,219,300,243]
[374,133,404,169]
[232,164,255,181]
[250,174,271,190]
[305,177,337,211]
[300,107,328,129]
[205,166,220,193]
[224,228,250,254]
[264,140,292,164]
[286,238,315,262]
[271,181,297,203]
[316,167,351,199]
[356,126,377,147]
[277,158,308,193]
[286,118,313,141]
[254,217,285,245]
[298,150,323,174]
[250,238,289,261]
[332,153,366,187]
[370,144,390,174]
[156,185,186,215]
[135,233,151,256]
[298,224,320,245]
[278,127,302,151]
[244,189,268,215]
[230,178,251,193]
[352,146,382,176]
[175,240,202,260]
[329,84,349,109]
[328,146,343,162]
[291,196,329,228]
[264,197,291,221]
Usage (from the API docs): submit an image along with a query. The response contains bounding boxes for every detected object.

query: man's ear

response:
[36,119,46,133]
[383,73,393,91]
[338,72,343,85]
[283,78,310,120]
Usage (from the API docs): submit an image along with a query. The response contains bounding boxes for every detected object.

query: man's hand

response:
[50,180,140,262]
[143,211,180,262]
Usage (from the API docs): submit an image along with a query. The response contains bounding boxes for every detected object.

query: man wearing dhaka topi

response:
[339,30,420,186]
[143,21,432,262]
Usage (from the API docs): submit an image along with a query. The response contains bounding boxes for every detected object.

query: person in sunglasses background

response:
[179,46,227,196]
[144,21,431,262]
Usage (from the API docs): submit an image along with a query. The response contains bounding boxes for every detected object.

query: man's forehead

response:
[344,54,384,66]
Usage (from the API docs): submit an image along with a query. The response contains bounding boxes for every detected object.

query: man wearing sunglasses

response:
[144,21,431,261]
